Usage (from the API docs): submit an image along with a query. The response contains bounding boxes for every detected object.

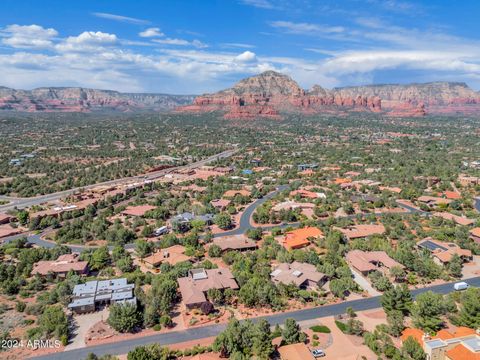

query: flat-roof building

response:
[68,278,135,314]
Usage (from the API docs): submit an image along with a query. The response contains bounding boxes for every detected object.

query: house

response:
[171,212,214,226]
[469,228,480,244]
[417,238,472,265]
[290,189,326,199]
[441,191,462,200]
[458,175,480,187]
[334,177,352,185]
[213,166,234,174]
[270,261,327,289]
[297,163,318,171]
[346,250,403,276]
[432,212,474,226]
[379,186,402,194]
[282,227,323,250]
[272,201,315,212]
[0,213,14,225]
[121,205,157,217]
[278,343,315,360]
[143,245,192,268]
[177,268,238,310]
[401,327,480,360]
[414,176,440,186]
[297,168,315,177]
[338,224,386,240]
[0,224,21,239]
[212,235,258,252]
[418,196,452,207]
[210,199,231,210]
[223,189,251,198]
[68,278,136,314]
[31,198,99,219]
[32,254,88,277]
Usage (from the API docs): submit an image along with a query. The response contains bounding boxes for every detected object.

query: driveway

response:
[350,268,381,297]
[462,255,480,279]
[30,276,480,360]
[65,308,109,351]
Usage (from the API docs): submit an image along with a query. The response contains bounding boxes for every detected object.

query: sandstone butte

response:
[176,71,480,119]
[1,71,480,117]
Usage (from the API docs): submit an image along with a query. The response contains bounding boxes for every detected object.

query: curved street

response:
[30,276,480,360]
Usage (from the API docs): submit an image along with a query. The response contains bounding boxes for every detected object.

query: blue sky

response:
[0,0,479,93]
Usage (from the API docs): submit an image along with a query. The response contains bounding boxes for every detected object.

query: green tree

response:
[208,244,222,258]
[127,344,173,360]
[135,239,153,259]
[387,310,404,337]
[213,318,253,357]
[390,266,406,282]
[455,287,480,328]
[90,246,110,271]
[214,213,232,230]
[108,303,141,333]
[411,291,445,332]
[400,336,426,360]
[282,318,307,345]
[380,284,412,315]
[38,305,68,340]
[447,254,463,278]
[252,319,274,360]
[246,228,263,240]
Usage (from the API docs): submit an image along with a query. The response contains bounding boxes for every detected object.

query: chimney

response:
[163,251,169,258]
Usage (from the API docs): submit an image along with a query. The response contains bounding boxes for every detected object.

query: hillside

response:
[0,87,195,112]
[177,71,480,118]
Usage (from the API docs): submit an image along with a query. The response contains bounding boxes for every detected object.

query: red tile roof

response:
[122,205,156,217]
[283,227,323,250]
[32,254,88,275]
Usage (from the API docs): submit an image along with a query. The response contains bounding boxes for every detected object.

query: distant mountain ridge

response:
[177,71,480,118]
[0,87,195,112]
[1,73,479,116]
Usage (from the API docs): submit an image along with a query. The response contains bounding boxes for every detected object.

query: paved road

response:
[0,149,238,212]
[475,197,480,213]
[2,185,428,252]
[30,276,480,360]
[212,184,290,238]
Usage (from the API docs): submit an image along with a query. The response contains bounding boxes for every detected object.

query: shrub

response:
[16,302,26,313]
[310,325,331,333]
[335,320,347,333]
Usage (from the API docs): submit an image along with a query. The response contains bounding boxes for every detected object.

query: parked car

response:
[153,226,169,236]
[311,349,326,358]
[453,282,470,291]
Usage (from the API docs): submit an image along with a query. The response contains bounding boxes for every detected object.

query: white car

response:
[453,282,470,291]
[311,349,326,358]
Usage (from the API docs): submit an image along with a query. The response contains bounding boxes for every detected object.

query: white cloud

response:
[92,12,150,25]
[153,38,207,48]
[1,24,58,49]
[240,0,274,9]
[139,27,164,38]
[269,21,344,34]
[235,51,257,63]
[221,43,256,49]
[56,31,118,53]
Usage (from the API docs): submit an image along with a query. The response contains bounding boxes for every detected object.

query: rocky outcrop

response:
[177,71,381,119]
[177,72,480,119]
[332,82,480,115]
[0,87,195,112]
